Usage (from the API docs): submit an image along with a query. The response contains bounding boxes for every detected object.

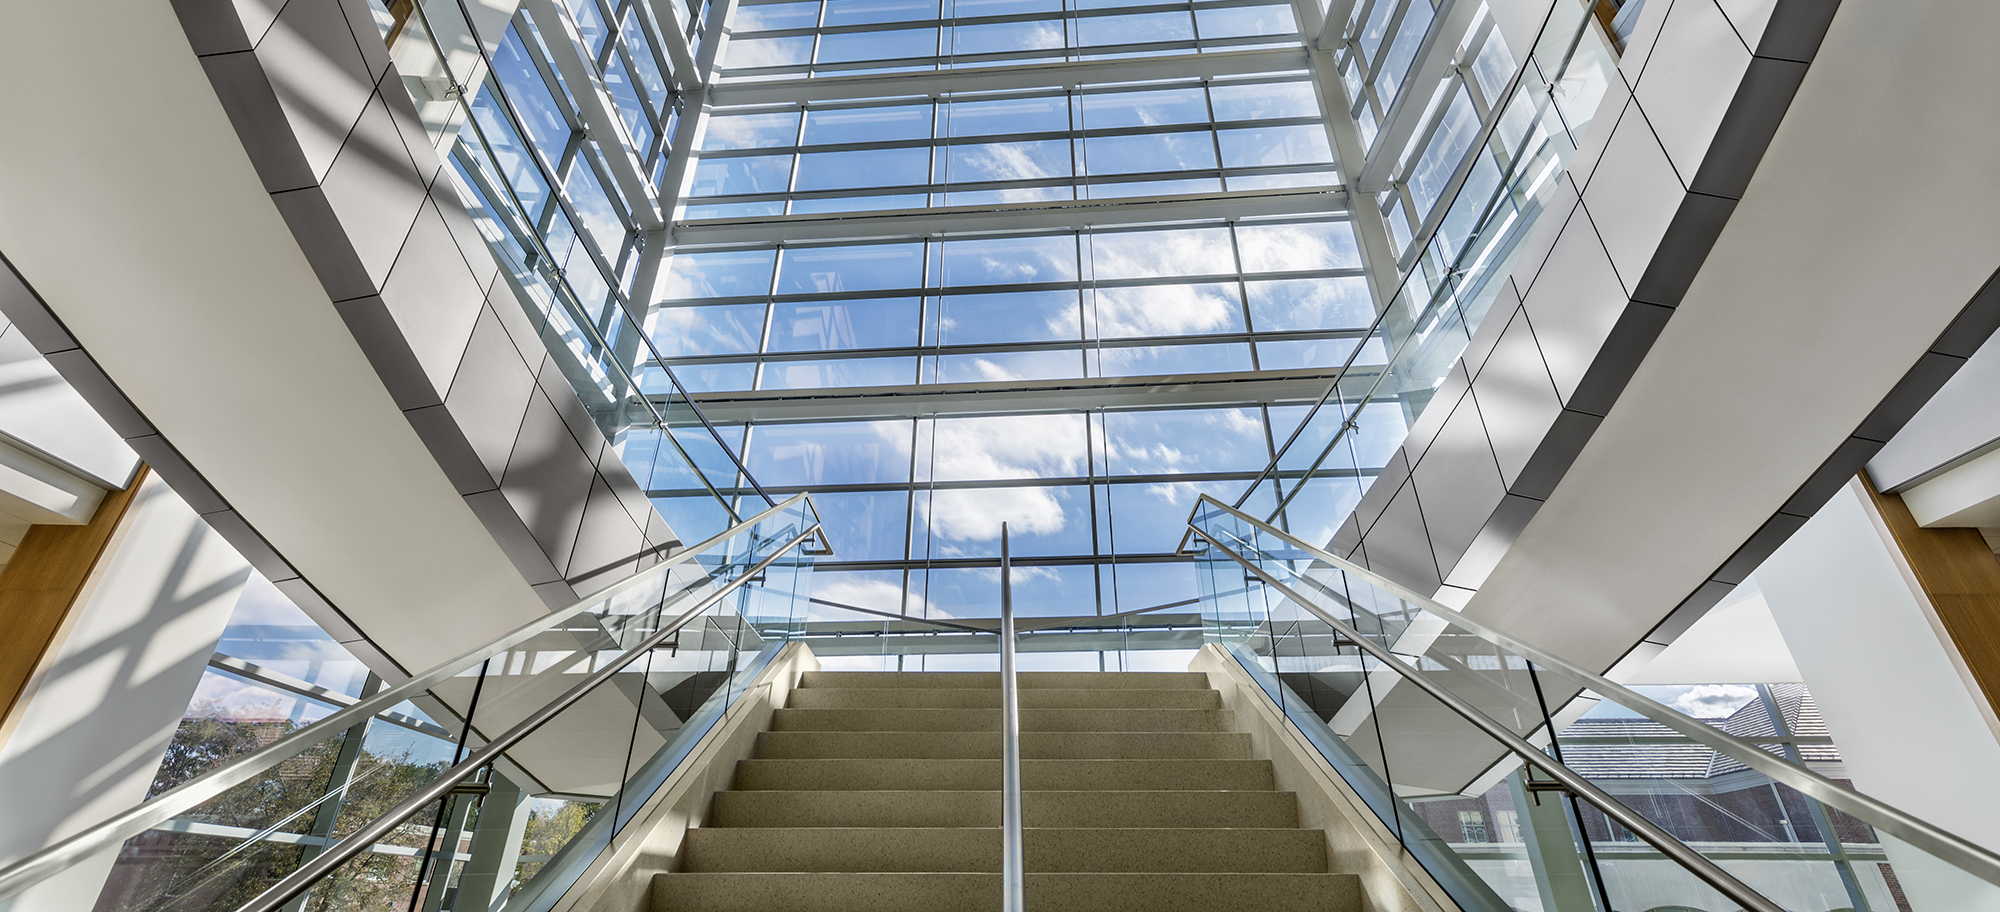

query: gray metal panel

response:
[536,355,611,462]
[501,389,597,573]
[268,186,378,302]
[1407,393,1506,575]
[1357,478,1441,593]
[255,0,376,183]
[197,51,318,193]
[1441,492,1542,590]
[1516,206,1628,403]
[1468,309,1562,489]
[403,404,497,495]
[1581,104,1687,292]
[1350,448,1409,540]
[1457,276,1520,383]
[380,199,489,399]
[463,488,566,585]
[1398,362,1470,468]
[315,92,427,293]
[567,476,647,591]
[445,307,538,490]
[331,295,443,410]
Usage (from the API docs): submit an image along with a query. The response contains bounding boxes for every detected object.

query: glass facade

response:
[380,0,1605,619]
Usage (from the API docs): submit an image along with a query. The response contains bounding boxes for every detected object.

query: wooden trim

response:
[0,465,150,736]
[1861,469,2000,719]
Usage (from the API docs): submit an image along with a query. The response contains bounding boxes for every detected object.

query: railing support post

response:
[999,523,1025,912]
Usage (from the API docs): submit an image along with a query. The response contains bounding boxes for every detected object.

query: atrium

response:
[0,0,1997,910]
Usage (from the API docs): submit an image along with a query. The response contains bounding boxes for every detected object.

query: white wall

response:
[1755,479,2000,909]
[0,475,251,912]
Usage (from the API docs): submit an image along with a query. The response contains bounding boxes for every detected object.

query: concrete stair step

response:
[732,758,1276,792]
[770,707,1233,733]
[708,790,1300,829]
[653,872,1361,912]
[753,730,1252,760]
[797,671,1211,690]
[679,826,1328,873]
[787,687,1222,710]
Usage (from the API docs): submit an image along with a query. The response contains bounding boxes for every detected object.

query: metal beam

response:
[671,186,1347,244]
[639,0,700,90]
[707,47,1311,106]
[1354,0,1482,191]
[676,367,1376,422]
[522,0,664,228]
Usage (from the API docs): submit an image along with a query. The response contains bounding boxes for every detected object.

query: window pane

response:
[1106,480,1246,553]
[1103,408,1268,474]
[807,490,911,561]
[932,290,1080,344]
[935,349,1083,382]
[1234,220,1360,272]
[1078,88,1208,129]
[664,249,776,298]
[763,357,918,388]
[1097,342,1252,375]
[691,154,793,195]
[726,35,817,67]
[1194,4,1297,38]
[1256,337,1362,369]
[1090,283,1242,337]
[769,298,922,350]
[1089,227,1233,279]
[735,1,822,30]
[1075,11,1194,45]
[804,104,934,144]
[1408,89,1479,213]
[941,139,1071,182]
[649,303,766,355]
[939,235,1078,286]
[1245,277,1373,330]
[705,112,801,150]
[951,20,1067,54]
[917,484,1092,558]
[817,28,939,63]
[796,147,930,190]
[1217,124,1335,168]
[777,243,925,293]
[1208,80,1320,121]
[746,420,914,485]
[1081,131,1217,175]
[928,414,1088,481]
[943,96,1069,136]
[823,0,939,26]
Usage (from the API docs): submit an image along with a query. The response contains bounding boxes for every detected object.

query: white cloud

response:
[812,577,918,617]
[1673,684,1759,718]
[1089,229,1234,280]
[931,414,1085,481]
[1092,284,1235,337]
[924,486,1067,543]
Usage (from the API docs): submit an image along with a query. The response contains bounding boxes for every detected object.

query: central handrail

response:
[1190,527,1787,912]
[1186,493,2000,890]
[998,524,1026,912]
[0,492,821,904]
[233,521,823,912]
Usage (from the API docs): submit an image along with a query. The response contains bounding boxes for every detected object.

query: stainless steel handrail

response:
[1192,529,1787,912]
[0,492,819,904]
[234,522,822,912]
[999,524,1026,912]
[1187,493,2000,890]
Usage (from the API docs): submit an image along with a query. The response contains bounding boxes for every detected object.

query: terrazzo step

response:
[653,872,1362,912]
[732,758,1276,792]
[769,707,1234,732]
[708,789,1300,829]
[752,730,1253,760]
[679,826,1327,873]
[797,671,1211,690]
[786,687,1222,710]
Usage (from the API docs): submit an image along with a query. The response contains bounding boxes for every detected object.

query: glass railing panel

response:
[73,497,821,912]
[1189,495,2000,912]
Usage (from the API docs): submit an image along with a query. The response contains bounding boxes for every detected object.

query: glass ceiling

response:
[418,0,1604,623]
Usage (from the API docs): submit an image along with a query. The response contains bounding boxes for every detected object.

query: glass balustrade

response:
[75,496,821,912]
[1189,495,2000,912]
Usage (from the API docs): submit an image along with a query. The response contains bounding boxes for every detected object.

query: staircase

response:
[655,671,1362,911]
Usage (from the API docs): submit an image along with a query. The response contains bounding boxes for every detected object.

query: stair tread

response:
[733,758,1275,791]
[654,872,1361,912]
[680,827,1327,873]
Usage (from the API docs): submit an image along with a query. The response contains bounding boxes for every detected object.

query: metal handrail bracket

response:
[1192,527,1786,912]
[0,493,818,904]
[999,523,1026,912]
[1185,493,2000,890]
[235,522,822,912]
